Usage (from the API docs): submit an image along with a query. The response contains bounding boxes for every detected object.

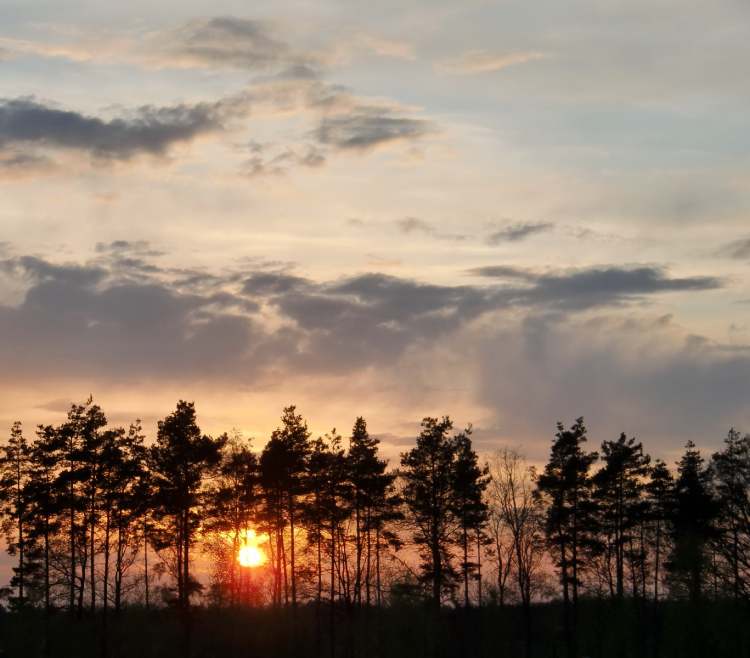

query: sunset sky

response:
[1,0,749,463]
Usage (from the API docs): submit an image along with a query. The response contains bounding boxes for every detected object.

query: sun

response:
[237,529,268,568]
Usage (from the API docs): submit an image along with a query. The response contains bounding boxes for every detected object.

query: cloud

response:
[0,249,725,394]
[94,240,164,257]
[720,237,750,260]
[0,247,743,452]
[396,217,434,235]
[153,17,321,74]
[486,222,554,244]
[333,32,415,62]
[316,107,434,150]
[0,96,235,161]
[241,142,326,177]
[470,265,722,310]
[0,150,55,179]
[470,313,750,454]
[242,272,311,296]
[395,217,467,241]
[0,253,261,381]
[438,50,546,75]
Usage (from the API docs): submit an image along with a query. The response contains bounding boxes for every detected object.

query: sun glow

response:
[237,529,268,568]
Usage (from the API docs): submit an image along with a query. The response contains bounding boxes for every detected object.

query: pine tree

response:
[536,417,599,656]
[205,433,259,605]
[593,433,650,599]
[667,441,718,602]
[25,424,62,612]
[0,422,34,608]
[645,459,673,603]
[711,429,750,600]
[400,416,460,608]
[450,428,489,607]
[347,416,396,606]
[149,401,225,608]
[259,406,311,607]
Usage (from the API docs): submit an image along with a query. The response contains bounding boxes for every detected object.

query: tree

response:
[0,422,34,607]
[593,433,650,599]
[667,441,718,602]
[400,416,460,608]
[645,459,673,604]
[57,397,107,616]
[346,416,397,607]
[711,429,750,600]
[204,433,259,605]
[450,428,489,607]
[149,401,225,608]
[259,406,311,608]
[109,421,148,613]
[25,425,62,612]
[536,417,599,656]
[488,448,545,657]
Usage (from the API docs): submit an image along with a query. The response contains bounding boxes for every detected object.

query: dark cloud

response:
[242,272,311,296]
[486,221,553,244]
[94,240,163,256]
[471,265,722,310]
[720,237,750,260]
[0,249,726,391]
[0,254,261,381]
[0,96,229,160]
[1,255,107,288]
[317,108,433,150]
[466,265,535,280]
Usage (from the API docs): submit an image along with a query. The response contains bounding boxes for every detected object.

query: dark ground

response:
[1,599,748,658]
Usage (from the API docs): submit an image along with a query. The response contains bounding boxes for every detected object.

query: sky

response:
[0,0,749,464]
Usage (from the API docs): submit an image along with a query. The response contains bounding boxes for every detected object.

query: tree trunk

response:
[144,518,150,610]
[103,509,111,618]
[289,493,297,607]
[476,529,482,607]
[354,501,361,606]
[463,524,470,607]
[376,528,382,608]
[183,509,190,608]
[90,491,96,614]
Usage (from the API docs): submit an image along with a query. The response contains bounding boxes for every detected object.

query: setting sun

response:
[237,529,268,568]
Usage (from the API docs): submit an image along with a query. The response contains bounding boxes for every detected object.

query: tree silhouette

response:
[593,433,650,599]
[645,458,674,604]
[0,421,33,608]
[711,429,750,600]
[149,400,225,608]
[536,417,599,656]
[400,416,459,608]
[450,427,489,607]
[667,441,718,602]
[488,448,544,657]
[205,432,259,606]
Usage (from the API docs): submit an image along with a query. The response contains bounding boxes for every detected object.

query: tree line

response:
[1,400,749,654]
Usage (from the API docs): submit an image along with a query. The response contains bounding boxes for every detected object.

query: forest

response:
[0,398,749,658]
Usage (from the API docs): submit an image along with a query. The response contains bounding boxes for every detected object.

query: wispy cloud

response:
[395,217,466,241]
[317,107,434,150]
[438,50,546,75]
[486,221,553,244]
[719,237,750,260]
